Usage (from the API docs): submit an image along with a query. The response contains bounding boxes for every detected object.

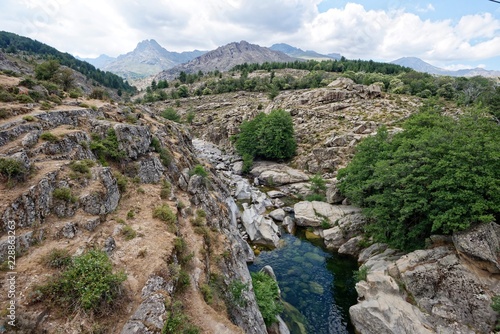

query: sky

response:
[1,0,500,71]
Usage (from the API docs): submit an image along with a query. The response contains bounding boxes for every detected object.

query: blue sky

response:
[0,0,499,71]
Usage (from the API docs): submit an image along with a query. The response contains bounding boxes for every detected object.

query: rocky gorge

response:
[0,63,498,334]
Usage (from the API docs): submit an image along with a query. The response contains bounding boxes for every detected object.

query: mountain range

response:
[78,39,205,80]
[80,39,499,82]
[391,57,500,78]
[154,40,297,81]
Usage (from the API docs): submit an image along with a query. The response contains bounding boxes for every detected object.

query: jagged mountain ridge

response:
[81,39,206,80]
[155,40,297,81]
[270,43,341,60]
[391,56,500,77]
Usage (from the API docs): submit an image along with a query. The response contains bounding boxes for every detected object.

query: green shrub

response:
[492,295,500,312]
[162,301,200,334]
[0,158,27,182]
[40,132,59,142]
[89,88,107,100]
[251,271,283,325]
[200,284,213,304]
[113,171,128,193]
[189,164,208,178]
[0,108,8,119]
[338,105,500,251]
[17,94,34,103]
[43,249,72,269]
[153,204,177,224]
[234,109,296,168]
[121,225,136,240]
[308,174,327,195]
[126,210,135,219]
[90,128,126,163]
[40,101,52,110]
[52,187,77,203]
[22,115,35,122]
[353,265,369,282]
[161,107,181,123]
[229,279,248,308]
[185,111,195,124]
[69,159,94,177]
[69,89,81,98]
[37,250,126,313]
[0,90,15,102]
[305,194,326,202]
[160,180,171,199]
[150,137,171,166]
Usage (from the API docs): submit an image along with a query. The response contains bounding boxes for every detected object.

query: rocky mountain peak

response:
[155,40,297,81]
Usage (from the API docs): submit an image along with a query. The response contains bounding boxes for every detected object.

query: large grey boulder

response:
[269,208,285,222]
[2,170,58,230]
[250,162,309,186]
[114,123,151,160]
[80,167,120,215]
[452,222,500,274]
[136,155,165,183]
[293,201,361,227]
[241,203,280,248]
[322,212,366,250]
[350,249,435,334]
[396,246,497,333]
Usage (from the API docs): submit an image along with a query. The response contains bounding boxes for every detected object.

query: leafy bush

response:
[52,187,77,203]
[17,94,34,103]
[353,265,369,282]
[189,164,208,178]
[22,115,35,122]
[121,225,136,240]
[40,132,59,142]
[69,159,94,178]
[234,109,296,166]
[251,271,283,325]
[150,137,171,166]
[113,171,128,193]
[38,250,126,313]
[42,249,72,269]
[161,107,181,123]
[337,105,500,251]
[90,128,126,163]
[229,279,248,308]
[153,204,177,224]
[0,158,27,182]
[160,179,171,199]
[162,301,200,334]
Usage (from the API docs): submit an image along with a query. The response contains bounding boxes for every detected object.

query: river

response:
[248,229,358,334]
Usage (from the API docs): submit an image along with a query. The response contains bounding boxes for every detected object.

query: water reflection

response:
[248,231,358,334]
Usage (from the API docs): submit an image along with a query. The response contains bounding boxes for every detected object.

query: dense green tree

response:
[234,110,296,163]
[35,59,60,81]
[337,104,500,251]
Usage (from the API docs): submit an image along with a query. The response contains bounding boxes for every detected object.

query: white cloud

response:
[0,0,499,68]
[416,4,435,13]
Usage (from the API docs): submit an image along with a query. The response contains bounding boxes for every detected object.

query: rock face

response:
[350,232,500,334]
[241,202,280,248]
[452,222,500,274]
[322,212,366,250]
[293,201,361,227]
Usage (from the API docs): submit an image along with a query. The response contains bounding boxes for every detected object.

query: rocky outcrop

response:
[322,212,366,250]
[452,222,500,274]
[241,202,280,248]
[351,232,500,334]
[80,167,120,215]
[136,155,165,183]
[293,201,361,227]
[121,275,174,334]
[2,171,58,230]
[251,162,309,186]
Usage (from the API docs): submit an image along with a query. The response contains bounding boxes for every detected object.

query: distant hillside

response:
[82,40,205,80]
[391,57,500,77]
[0,31,135,92]
[155,40,296,81]
[270,43,341,60]
[77,54,115,69]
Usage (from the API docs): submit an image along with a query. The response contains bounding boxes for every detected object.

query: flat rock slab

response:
[293,201,360,227]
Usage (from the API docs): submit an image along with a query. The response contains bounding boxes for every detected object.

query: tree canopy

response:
[337,103,500,251]
[234,109,296,162]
